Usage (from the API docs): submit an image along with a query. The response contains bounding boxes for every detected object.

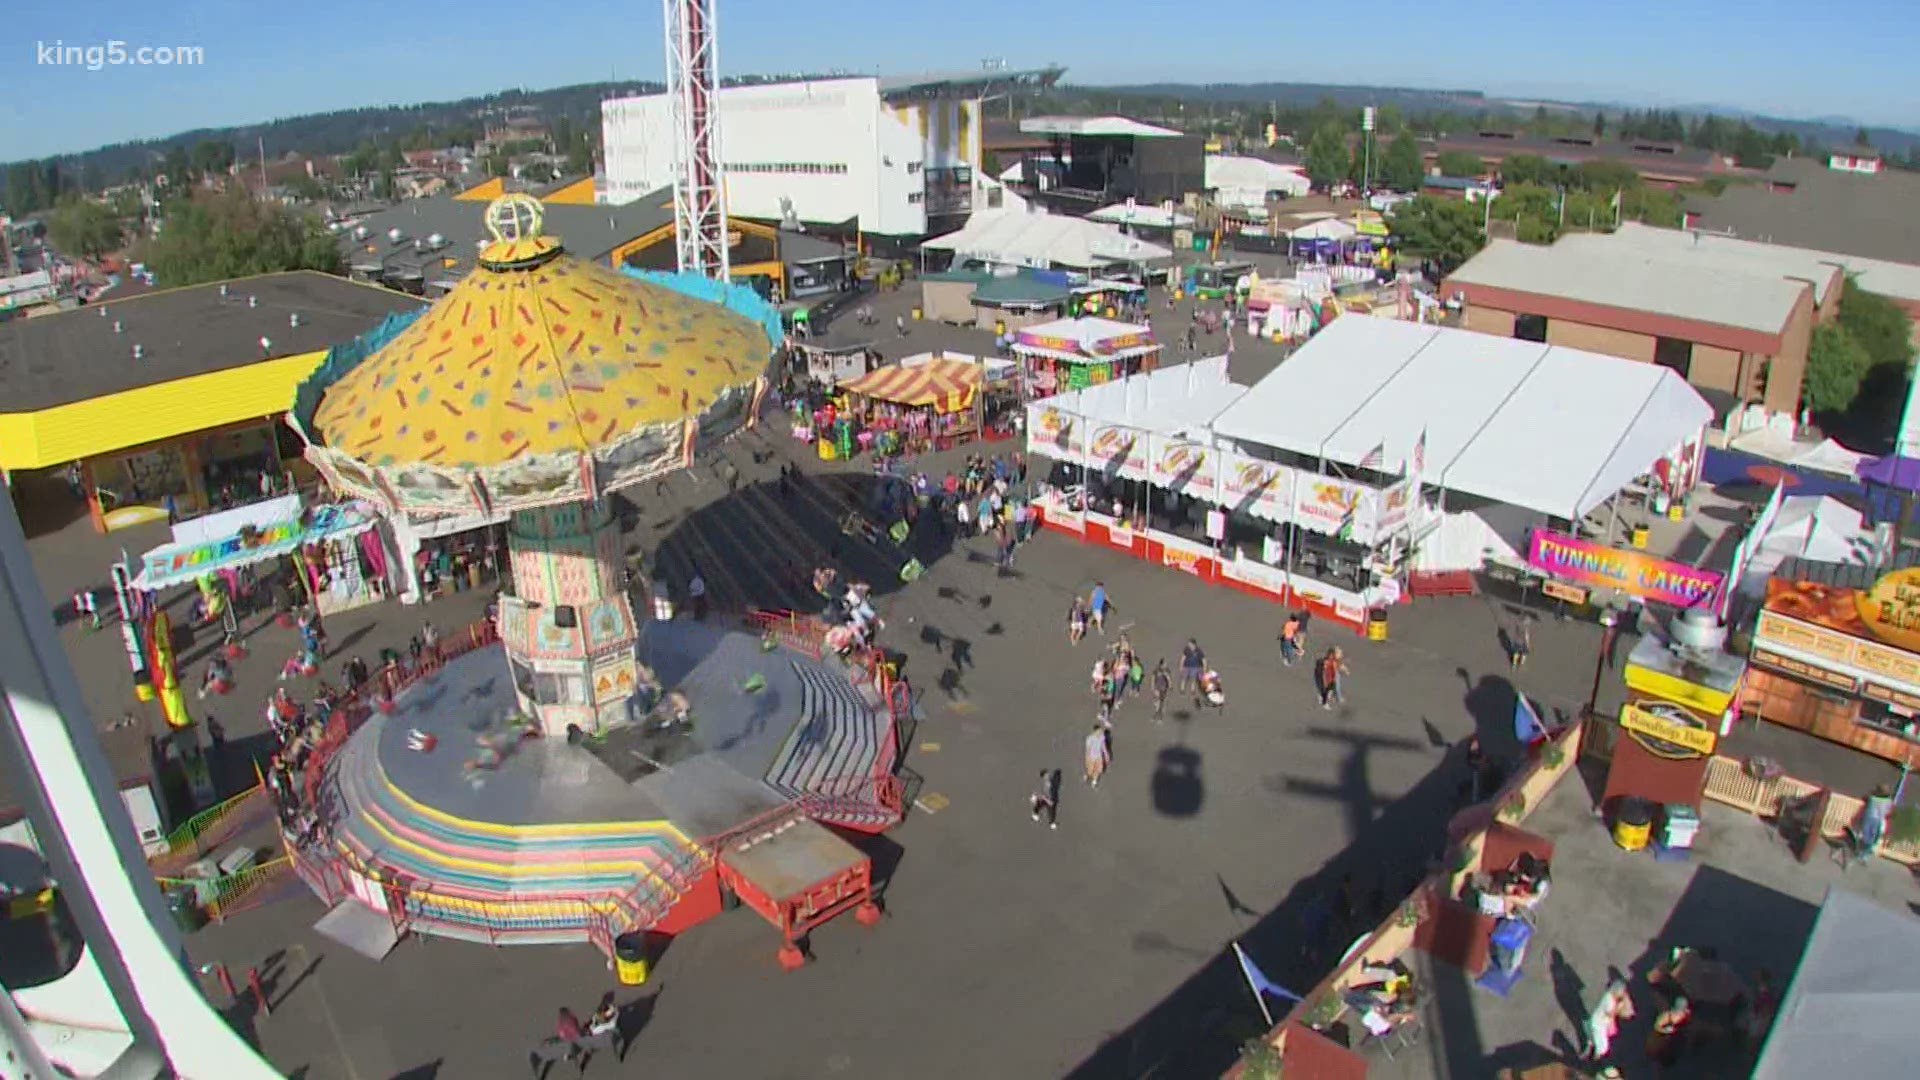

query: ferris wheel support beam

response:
[664,0,729,280]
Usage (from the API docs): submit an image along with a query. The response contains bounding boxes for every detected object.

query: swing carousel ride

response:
[283,195,901,966]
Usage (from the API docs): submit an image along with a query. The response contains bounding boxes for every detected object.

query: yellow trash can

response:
[911,306,923,320]
[1173,288,1185,301]
[1631,526,1650,550]
[133,678,155,703]
[1367,608,1389,642]
[1667,503,1685,522]
[817,439,838,462]
[1612,798,1653,852]
[614,932,650,986]
[995,320,1007,336]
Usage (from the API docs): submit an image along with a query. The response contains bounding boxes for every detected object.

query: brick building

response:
[1443,233,1843,415]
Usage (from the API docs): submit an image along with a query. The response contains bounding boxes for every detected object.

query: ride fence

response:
[155,855,295,924]
[148,784,273,876]
[1699,754,1920,866]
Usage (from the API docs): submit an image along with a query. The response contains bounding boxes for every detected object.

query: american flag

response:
[1358,442,1386,470]
[1412,427,1428,476]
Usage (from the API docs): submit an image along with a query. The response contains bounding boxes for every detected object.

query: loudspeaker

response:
[554,605,577,628]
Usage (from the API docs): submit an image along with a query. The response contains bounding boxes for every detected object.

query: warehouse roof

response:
[0,272,418,412]
[339,188,675,284]
[1684,156,1920,265]
[1446,238,1808,336]
[1559,222,1848,305]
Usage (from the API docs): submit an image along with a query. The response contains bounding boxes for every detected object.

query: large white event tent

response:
[1208,317,1714,522]
[923,209,1173,272]
[1041,355,1246,451]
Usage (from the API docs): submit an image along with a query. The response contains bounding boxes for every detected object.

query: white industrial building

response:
[601,69,1061,239]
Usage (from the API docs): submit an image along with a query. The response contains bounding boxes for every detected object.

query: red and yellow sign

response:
[1755,578,1920,695]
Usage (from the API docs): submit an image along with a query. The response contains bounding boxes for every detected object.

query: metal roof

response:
[1019,116,1185,139]
[1446,238,1808,334]
[336,188,675,283]
[877,67,1064,97]
[1685,156,1920,266]
[1561,222,1848,305]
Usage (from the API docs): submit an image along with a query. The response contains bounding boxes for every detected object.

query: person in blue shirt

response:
[1088,582,1109,635]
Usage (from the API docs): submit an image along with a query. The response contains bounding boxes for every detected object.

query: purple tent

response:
[1856,455,1920,492]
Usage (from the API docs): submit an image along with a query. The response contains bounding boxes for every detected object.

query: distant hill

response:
[7,76,1915,208]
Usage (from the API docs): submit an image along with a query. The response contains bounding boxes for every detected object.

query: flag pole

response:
[1232,943,1277,1028]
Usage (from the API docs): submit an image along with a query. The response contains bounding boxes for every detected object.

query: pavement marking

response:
[914,792,950,814]
[920,741,941,752]
[946,700,979,714]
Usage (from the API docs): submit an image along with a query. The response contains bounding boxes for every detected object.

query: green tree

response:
[132,189,341,287]
[1804,323,1873,413]
[1593,112,1607,138]
[1435,150,1485,178]
[46,194,123,261]
[1380,135,1425,192]
[1387,195,1486,275]
[189,140,235,179]
[1837,280,1916,371]
[1303,125,1350,191]
[1499,154,1555,187]
[1855,127,1871,148]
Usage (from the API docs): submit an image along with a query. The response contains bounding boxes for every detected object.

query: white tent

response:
[1729,427,1869,478]
[1088,204,1195,230]
[1287,218,1358,242]
[923,210,1172,271]
[1036,356,1244,445]
[1205,155,1310,208]
[1208,318,1713,520]
[1739,495,1875,594]
[1754,888,1920,1079]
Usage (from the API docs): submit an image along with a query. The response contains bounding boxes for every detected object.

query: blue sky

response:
[4,0,1916,161]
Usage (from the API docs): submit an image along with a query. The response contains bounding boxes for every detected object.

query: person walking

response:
[1279,614,1303,666]
[688,569,709,621]
[1317,647,1350,709]
[1584,978,1635,1063]
[1083,725,1111,788]
[1088,582,1111,635]
[73,588,99,631]
[1507,616,1532,669]
[1030,768,1059,828]
[1067,596,1089,645]
[1151,658,1172,722]
[1178,638,1205,693]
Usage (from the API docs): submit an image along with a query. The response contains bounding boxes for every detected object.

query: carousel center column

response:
[494,500,641,737]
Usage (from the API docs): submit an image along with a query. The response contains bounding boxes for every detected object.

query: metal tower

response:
[663,0,729,280]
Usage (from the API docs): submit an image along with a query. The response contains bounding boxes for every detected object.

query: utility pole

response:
[1361,106,1376,196]
[258,136,268,196]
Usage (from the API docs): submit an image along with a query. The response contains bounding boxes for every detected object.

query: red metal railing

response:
[744,607,827,660]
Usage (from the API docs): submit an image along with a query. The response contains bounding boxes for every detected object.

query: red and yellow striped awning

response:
[841,358,980,413]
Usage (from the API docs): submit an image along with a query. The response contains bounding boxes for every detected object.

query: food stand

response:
[1602,612,1745,852]
[132,498,391,616]
[793,342,880,387]
[1010,317,1161,397]
[833,358,984,456]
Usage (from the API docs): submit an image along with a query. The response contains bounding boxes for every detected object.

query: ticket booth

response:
[1601,621,1746,853]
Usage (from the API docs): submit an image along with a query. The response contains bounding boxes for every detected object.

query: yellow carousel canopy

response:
[303,195,772,514]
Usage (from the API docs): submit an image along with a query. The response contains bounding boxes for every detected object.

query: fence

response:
[1699,754,1920,866]
[149,784,273,876]
[156,855,294,923]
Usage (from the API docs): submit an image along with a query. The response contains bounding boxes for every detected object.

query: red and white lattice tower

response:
[663,0,729,280]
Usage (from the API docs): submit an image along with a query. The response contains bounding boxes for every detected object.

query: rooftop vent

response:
[247,295,257,308]
[98,306,108,318]
[112,320,122,333]
[259,336,272,354]
[353,225,370,240]
[219,283,229,296]
[132,344,145,360]
[289,312,301,328]
[387,228,405,244]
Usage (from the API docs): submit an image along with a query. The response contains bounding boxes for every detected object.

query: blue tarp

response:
[1700,447,1865,500]
[289,308,428,437]
[619,268,785,353]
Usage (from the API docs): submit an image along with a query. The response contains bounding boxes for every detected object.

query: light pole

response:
[1361,106,1376,197]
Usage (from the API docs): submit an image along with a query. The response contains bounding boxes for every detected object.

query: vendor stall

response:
[1601,612,1744,852]
[792,342,881,387]
[1011,316,1161,397]
[833,358,984,456]
[133,499,392,616]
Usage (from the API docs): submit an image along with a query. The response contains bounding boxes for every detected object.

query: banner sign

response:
[1026,403,1079,461]
[1619,702,1717,758]
[1151,435,1215,498]
[137,503,374,589]
[1754,577,1920,696]
[1219,451,1295,523]
[1088,423,1149,480]
[1375,477,1416,535]
[1525,529,1722,608]
[1294,473,1381,542]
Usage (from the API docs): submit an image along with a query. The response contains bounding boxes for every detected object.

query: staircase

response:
[763,661,901,833]
[324,733,707,947]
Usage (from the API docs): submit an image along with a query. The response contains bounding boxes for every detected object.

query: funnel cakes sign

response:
[1525,529,1723,608]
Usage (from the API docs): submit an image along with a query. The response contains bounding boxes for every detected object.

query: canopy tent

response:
[1037,356,1245,447]
[1012,317,1160,364]
[1287,218,1359,242]
[1729,427,1869,478]
[898,352,1016,383]
[924,209,1172,271]
[839,359,982,414]
[1753,888,1920,1079]
[1856,453,1920,492]
[1209,318,1713,520]
[134,502,378,591]
[1737,494,1875,595]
